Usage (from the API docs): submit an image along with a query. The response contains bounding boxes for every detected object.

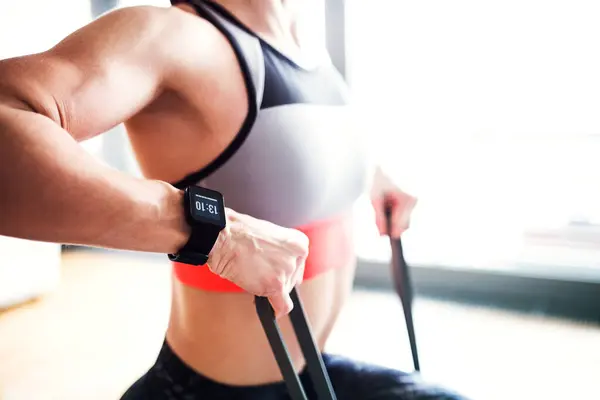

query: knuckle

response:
[295,258,306,275]
[288,257,299,271]
[292,231,310,254]
[264,273,285,293]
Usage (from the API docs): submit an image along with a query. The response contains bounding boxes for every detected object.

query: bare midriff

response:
[166,210,357,386]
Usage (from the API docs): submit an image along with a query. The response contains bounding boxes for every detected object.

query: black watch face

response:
[187,186,226,227]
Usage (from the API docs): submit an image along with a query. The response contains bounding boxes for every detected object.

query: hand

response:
[372,190,417,239]
[370,166,417,239]
[207,209,309,319]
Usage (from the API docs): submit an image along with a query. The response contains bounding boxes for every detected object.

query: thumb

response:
[269,291,294,319]
[371,196,387,235]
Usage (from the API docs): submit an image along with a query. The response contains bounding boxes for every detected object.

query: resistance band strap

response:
[255,287,336,400]
[255,295,307,400]
[386,206,421,372]
[390,236,421,372]
[289,288,337,399]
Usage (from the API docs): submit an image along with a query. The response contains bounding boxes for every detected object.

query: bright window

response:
[348,0,600,281]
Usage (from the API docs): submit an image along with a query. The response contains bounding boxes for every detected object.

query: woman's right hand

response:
[207,208,309,318]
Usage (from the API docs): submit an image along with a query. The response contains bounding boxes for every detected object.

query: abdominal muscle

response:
[165,212,358,386]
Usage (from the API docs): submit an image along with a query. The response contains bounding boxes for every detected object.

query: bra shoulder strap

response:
[190,0,265,108]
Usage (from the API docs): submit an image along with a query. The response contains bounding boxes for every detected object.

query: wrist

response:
[206,207,235,274]
[165,185,228,265]
[154,180,190,254]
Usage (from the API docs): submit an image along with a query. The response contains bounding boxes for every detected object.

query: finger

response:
[383,193,400,236]
[288,230,310,256]
[292,256,306,287]
[390,195,417,238]
[390,206,406,238]
[269,291,294,319]
[371,196,387,235]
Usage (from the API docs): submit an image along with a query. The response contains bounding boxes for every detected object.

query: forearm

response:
[0,104,189,253]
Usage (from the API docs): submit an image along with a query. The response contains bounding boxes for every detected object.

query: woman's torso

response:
[125,0,372,385]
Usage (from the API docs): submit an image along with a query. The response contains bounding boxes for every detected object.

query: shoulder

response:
[46,5,224,66]
[78,5,250,113]
[56,4,237,90]
[81,5,223,55]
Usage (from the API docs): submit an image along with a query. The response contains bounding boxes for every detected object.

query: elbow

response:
[0,57,65,127]
[0,91,38,117]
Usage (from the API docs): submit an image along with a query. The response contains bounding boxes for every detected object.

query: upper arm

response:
[0,5,217,141]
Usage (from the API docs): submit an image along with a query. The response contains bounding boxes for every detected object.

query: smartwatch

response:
[168,185,227,266]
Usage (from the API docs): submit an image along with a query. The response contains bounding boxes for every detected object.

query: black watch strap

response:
[168,224,222,266]
[168,251,209,265]
[168,185,226,266]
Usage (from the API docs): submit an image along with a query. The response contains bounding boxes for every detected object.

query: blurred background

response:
[1,0,600,399]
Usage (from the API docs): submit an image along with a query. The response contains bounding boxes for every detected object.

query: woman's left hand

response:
[370,167,417,239]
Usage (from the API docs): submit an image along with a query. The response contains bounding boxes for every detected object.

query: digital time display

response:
[191,193,222,222]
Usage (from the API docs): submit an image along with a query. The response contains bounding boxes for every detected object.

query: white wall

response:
[0,238,62,309]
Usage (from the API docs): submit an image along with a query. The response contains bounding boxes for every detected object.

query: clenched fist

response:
[207,208,309,318]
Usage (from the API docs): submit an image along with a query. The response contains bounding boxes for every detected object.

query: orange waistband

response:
[173,212,355,293]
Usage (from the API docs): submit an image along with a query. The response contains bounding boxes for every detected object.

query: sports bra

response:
[170,0,372,292]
